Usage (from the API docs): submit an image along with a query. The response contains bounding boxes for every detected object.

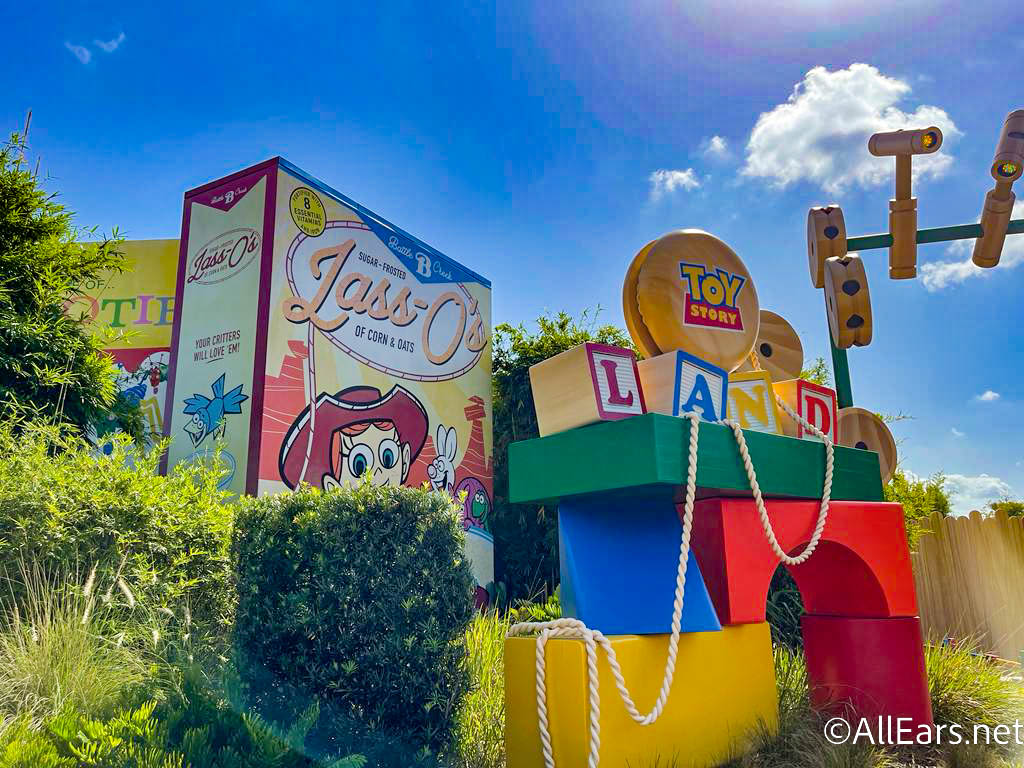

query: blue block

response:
[671,349,729,421]
[558,497,722,635]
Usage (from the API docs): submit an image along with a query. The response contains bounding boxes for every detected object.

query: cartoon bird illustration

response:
[182,374,248,447]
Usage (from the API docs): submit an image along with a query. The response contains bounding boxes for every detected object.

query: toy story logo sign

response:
[679,262,747,332]
[281,220,487,381]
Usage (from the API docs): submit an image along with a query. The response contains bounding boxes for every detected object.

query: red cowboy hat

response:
[278,385,429,489]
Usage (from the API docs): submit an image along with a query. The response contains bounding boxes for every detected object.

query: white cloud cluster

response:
[702,135,729,160]
[920,201,1024,291]
[95,32,126,53]
[945,473,1013,516]
[974,390,1001,402]
[649,168,701,200]
[741,64,959,194]
[951,427,965,438]
[65,32,126,64]
[65,42,91,64]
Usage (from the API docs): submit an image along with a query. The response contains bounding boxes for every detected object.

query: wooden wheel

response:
[807,205,847,289]
[622,240,662,358]
[838,407,897,484]
[736,310,804,382]
[824,254,872,349]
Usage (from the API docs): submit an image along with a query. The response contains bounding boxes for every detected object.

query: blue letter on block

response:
[672,350,729,421]
[559,497,721,636]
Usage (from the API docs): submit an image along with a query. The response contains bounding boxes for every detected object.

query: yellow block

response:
[505,623,778,768]
[727,370,782,435]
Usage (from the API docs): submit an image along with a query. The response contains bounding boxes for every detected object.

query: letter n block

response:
[637,349,728,422]
[773,378,838,442]
[727,371,782,434]
[529,343,645,437]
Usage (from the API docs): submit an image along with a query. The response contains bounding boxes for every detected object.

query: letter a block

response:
[529,343,645,437]
[773,378,838,442]
[727,370,782,434]
[637,349,728,422]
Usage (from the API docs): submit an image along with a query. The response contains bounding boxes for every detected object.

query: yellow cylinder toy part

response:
[868,127,943,157]
[634,230,759,373]
[824,255,873,349]
[838,406,898,484]
[989,109,1024,183]
[807,205,847,289]
[504,623,778,768]
[622,239,662,359]
[736,309,804,383]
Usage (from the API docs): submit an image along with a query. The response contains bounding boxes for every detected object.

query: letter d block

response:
[774,378,838,442]
[637,349,728,422]
[727,370,782,434]
[529,343,645,437]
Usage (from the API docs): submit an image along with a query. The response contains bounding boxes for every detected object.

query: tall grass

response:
[0,562,151,732]
[452,610,509,768]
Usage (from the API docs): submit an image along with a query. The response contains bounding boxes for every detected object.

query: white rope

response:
[508,393,835,768]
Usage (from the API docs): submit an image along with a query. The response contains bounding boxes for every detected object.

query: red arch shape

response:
[688,498,917,624]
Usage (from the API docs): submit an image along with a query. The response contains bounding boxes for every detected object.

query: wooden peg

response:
[824,255,873,349]
[807,206,847,289]
[529,343,646,437]
[837,407,897,484]
[737,310,804,382]
[889,195,918,279]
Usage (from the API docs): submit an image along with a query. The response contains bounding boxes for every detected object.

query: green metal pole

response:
[847,218,1024,252]
[830,336,854,409]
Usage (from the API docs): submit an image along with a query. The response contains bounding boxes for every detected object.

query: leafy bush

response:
[765,567,804,649]
[0,424,234,650]
[884,471,950,550]
[232,482,475,754]
[492,310,635,602]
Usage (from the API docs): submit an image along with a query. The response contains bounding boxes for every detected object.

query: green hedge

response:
[232,482,475,754]
[0,424,234,647]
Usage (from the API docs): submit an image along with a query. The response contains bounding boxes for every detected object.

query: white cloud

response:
[65,42,92,64]
[945,473,1013,516]
[741,63,959,194]
[94,32,126,53]
[920,201,1024,291]
[702,135,730,160]
[974,390,1001,402]
[951,427,965,438]
[648,168,701,200]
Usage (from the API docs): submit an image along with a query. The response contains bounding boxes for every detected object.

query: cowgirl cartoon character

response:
[279,384,428,491]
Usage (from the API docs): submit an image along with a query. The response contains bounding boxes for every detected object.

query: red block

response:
[803,615,933,730]
[688,498,917,624]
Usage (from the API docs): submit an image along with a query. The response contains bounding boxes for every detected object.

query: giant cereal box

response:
[163,158,494,596]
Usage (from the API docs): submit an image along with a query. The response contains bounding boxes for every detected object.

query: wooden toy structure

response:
[503,110,1024,768]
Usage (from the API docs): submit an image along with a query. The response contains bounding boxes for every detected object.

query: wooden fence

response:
[911,510,1024,661]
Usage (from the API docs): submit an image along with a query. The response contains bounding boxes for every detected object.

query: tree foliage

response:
[491,310,635,602]
[0,130,141,440]
[987,499,1024,518]
[884,470,951,550]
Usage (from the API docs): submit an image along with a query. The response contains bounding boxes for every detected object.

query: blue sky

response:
[5,0,1023,513]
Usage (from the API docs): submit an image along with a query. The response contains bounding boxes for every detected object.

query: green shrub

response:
[0,425,234,650]
[492,310,635,602]
[232,481,475,754]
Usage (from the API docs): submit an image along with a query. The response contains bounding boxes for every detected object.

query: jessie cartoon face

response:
[279,385,428,491]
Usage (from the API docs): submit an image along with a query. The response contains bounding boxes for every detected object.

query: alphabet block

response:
[637,349,728,422]
[802,615,933,731]
[559,497,721,635]
[529,343,645,437]
[773,378,838,443]
[726,371,782,434]
[688,498,918,625]
[505,623,778,768]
